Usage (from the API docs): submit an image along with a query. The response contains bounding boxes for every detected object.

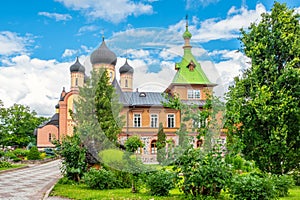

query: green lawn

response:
[0,164,26,171]
[50,183,184,200]
[50,183,300,200]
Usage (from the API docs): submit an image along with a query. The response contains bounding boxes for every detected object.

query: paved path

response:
[0,159,63,200]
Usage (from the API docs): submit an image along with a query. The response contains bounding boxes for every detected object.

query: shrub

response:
[40,152,47,159]
[83,168,116,189]
[272,174,294,197]
[0,161,12,168]
[291,170,300,186]
[13,148,29,158]
[228,173,277,200]
[27,146,41,160]
[146,170,175,196]
[4,151,18,161]
[174,145,232,198]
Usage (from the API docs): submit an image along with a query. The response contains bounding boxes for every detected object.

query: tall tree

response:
[73,69,124,163]
[225,2,300,174]
[156,122,166,164]
[0,103,47,148]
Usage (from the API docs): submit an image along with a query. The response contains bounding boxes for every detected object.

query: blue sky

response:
[0,0,299,116]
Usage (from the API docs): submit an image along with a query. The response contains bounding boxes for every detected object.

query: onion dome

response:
[119,59,134,74]
[70,57,85,73]
[183,15,192,39]
[90,37,117,66]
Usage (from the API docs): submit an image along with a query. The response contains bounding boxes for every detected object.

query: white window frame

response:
[133,113,141,127]
[167,114,175,128]
[150,114,158,128]
[187,89,201,99]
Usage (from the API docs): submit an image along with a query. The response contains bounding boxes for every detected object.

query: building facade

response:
[36,22,225,163]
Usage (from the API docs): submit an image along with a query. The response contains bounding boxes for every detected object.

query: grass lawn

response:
[0,164,26,171]
[280,186,300,200]
[50,183,184,200]
[50,183,300,200]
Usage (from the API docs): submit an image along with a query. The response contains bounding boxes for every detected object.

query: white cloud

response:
[78,25,99,35]
[38,12,72,21]
[0,55,88,116]
[0,31,32,56]
[55,0,154,23]
[183,4,267,42]
[62,49,78,58]
[186,0,220,9]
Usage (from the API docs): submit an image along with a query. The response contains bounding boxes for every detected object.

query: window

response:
[125,79,128,87]
[167,114,175,128]
[151,140,157,154]
[194,116,207,128]
[109,72,113,82]
[48,133,52,142]
[187,89,201,99]
[150,114,158,128]
[75,78,78,86]
[133,113,141,127]
[196,139,203,148]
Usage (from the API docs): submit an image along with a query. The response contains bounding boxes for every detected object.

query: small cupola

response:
[119,59,134,74]
[70,57,85,73]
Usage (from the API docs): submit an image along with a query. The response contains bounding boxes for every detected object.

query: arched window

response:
[125,79,128,87]
[48,133,52,142]
[151,140,157,154]
[196,139,203,148]
[75,78,78,86]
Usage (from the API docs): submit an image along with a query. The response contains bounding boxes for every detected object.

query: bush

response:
[272,174,294,197]
[27,146,41,160]
[83,168,116,189]
[4,151,19,161]
[146,170,175,196]
[0,161,12,168]
[174,145,232,198]
[291,170,300,186]
[228,173,277,200]
[13,148,29,158]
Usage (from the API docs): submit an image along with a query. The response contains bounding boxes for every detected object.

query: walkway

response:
[0,159,63,200]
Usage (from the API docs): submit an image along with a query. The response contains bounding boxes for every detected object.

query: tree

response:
[0,103,47,148]
[74,69,124,163]
[225,2,300,174]
[94,69,124,144]
[156,122,166,164]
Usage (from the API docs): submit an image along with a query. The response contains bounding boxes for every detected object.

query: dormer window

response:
[188,60,196,71]
[139,92,146,97]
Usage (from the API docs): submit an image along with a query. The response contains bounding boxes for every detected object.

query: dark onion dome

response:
[119,59,134,74]
[70,57,85,73]
[90,38,117,66]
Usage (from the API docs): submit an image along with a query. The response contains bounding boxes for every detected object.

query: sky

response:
[0,0,299,117]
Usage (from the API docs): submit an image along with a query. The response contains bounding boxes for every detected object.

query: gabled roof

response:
[38,113,59,128]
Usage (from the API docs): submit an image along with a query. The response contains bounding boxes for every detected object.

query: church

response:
[36,21,225,163]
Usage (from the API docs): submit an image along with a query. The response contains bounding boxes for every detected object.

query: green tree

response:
[74,69,124,162]
[156,122,166,164]
[94,69,124,144]
[56,133,87,182]
[0,103,47,148]
[225,2,300,174]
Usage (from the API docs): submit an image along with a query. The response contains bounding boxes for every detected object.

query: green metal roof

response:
[172,48,213,85]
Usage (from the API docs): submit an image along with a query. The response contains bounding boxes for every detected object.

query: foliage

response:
[12,148,29,159]
[124,135,144,153]
[272,174,295,197]
[0,103,47,148]
[225,154,257,173]
[157,123,166,164]
[56,134,87,182]
[174,144,232,198]
[3,151,19,161]
[83,168,116,189]
[0,161,12,168]
[228,173,278,200]
[225,2,300,174]
[73,69,124,163]
[27,146,41,160]
[146,170,175,196]
[291,170,300,186]
[94,69,124,144]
